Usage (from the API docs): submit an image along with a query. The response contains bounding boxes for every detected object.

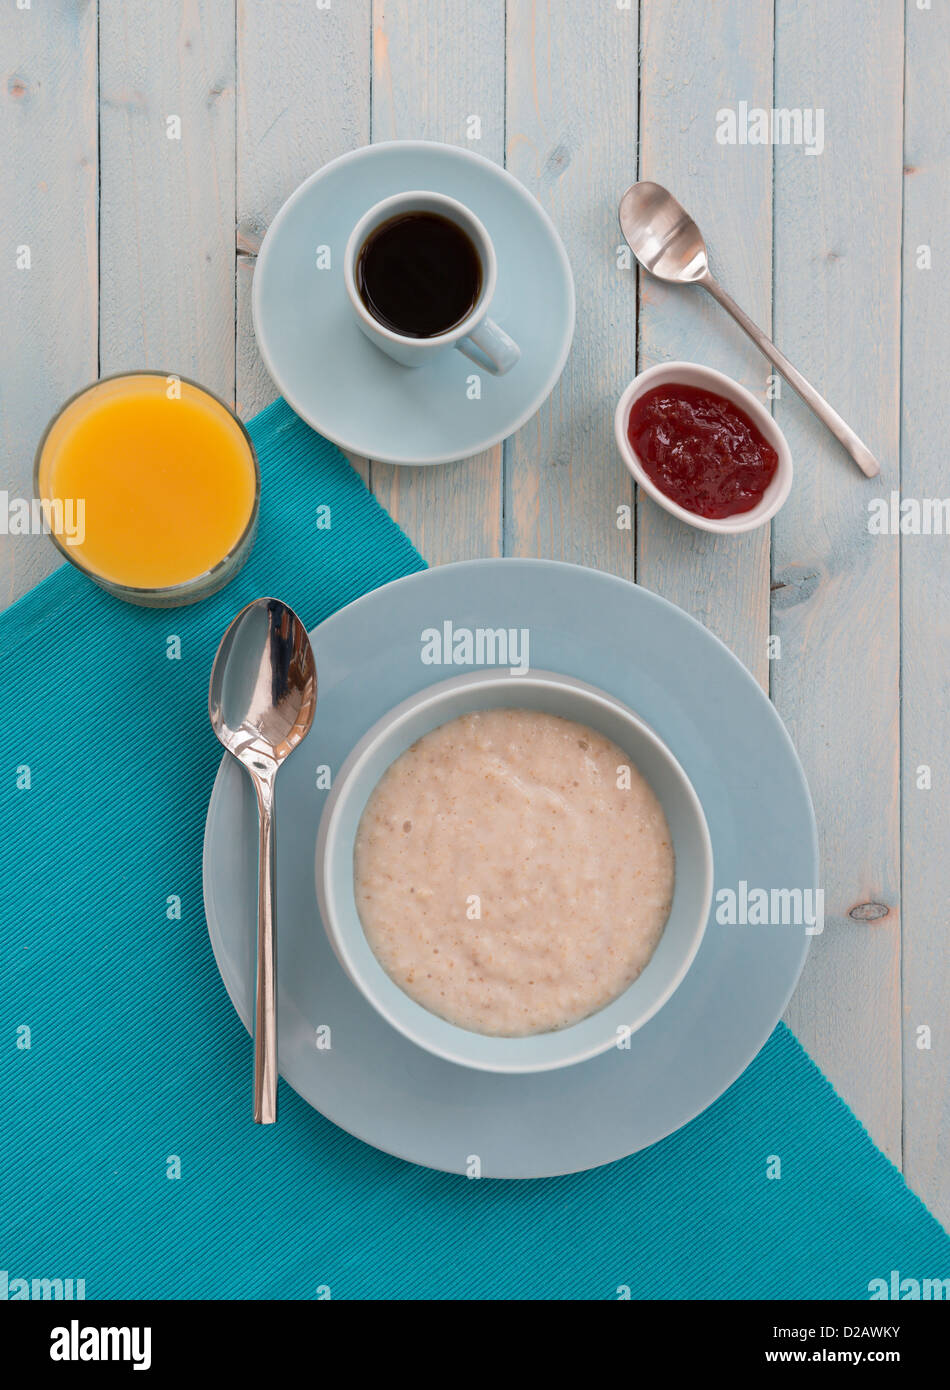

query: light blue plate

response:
[252,141,575,465]
[203,560,817,1177]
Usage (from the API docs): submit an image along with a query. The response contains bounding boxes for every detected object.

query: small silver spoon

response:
[619,180,880,479]
[209,598,317,1124]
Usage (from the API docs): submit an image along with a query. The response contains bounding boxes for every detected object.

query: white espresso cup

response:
[343,190,521,374]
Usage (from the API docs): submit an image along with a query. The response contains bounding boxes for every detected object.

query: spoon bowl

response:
[618,181,709,284]
[210,599,316,772]
[209,598,317,1123]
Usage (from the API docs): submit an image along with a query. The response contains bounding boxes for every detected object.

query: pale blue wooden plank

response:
[368,0,505,562]
[236,0,372,425]
[637,0,774,686]
[504,0,638,578]
[900,0,950,1229]
[98,1,235,402]
[0,0,97,603]
[772,0,904,1164]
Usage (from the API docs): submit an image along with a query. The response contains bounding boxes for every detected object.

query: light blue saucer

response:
[203,560,817,1178]
[252,141,575,465]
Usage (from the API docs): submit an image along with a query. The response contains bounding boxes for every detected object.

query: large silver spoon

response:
[209,598,317,1124]
[619,181,880,478]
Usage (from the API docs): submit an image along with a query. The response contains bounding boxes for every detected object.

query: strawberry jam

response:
[627,382,778,519]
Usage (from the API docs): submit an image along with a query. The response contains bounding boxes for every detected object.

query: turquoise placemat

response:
[0,398,946,1300]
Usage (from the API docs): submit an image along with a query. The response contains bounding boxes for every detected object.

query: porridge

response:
[353,708,675,1036]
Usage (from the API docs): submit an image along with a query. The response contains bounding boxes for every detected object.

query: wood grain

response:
[236,0,371,432]
[0,0,97,602]
[772,0,904,1164]
[368,0,504,562]
[637,0,774,686]
[503,0,638,576]
[98,0,235,402]
[900,0,950,1227]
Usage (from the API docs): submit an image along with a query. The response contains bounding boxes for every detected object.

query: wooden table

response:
[3,1,946,1223]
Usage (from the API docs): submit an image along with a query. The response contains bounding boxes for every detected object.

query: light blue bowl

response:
[316,669,713,1073]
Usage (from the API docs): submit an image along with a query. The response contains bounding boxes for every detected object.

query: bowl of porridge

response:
[315,669,712,1073]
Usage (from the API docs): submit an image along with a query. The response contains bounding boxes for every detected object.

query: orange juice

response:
[36,374,258,597]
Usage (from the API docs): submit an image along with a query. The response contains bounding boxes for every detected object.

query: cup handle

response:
[457,317,521,376]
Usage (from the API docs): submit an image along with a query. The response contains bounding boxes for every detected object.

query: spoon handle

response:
[253,777,278,1124]
[700,272,880,479]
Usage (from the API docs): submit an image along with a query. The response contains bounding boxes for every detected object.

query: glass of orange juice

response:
[34,372,260,607]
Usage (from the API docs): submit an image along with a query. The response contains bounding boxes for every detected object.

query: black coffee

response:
[355,211,483,338]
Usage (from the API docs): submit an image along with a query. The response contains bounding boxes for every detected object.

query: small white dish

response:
[315,667,713,1075]
[614,361,793,535]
